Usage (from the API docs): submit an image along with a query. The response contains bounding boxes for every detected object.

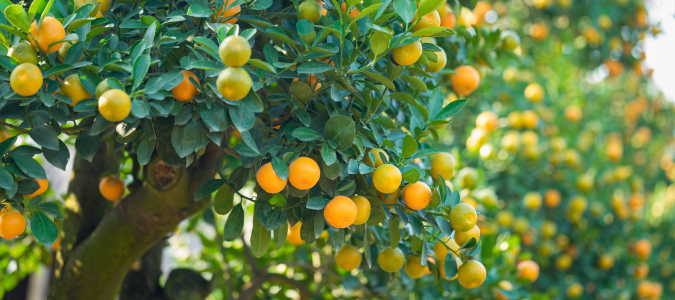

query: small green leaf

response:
[31,211,58,247]
[250,215,271,258]
[223,203,245,241]
[292,127,321,141]
[435,99,468,120]
[214,184,235,215]
[194,179,227,200]
[307,197,330,210]
[4,5,31,32]
[324,116,355,151]
[271,156,289,181]
[402,135,417,158]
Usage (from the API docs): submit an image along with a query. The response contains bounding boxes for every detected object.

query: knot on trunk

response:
[148,159,181,190]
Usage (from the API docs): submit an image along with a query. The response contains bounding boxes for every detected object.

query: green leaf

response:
[371,31,391,57]
[31,211,58,247]
[4,5,31,32]
[187,4,213,18]
[362,71,395,90]
[29,125,60,151]
[436,216,453,237]
[307,197,330,210]
[402,135,417,158]
[273,221,288,250]
[402,168,420,183]
[28,0,48,19]
[43,140,69,171]
[321,145,337,166]
[247,59,276,73]
[388,92,416,105]
[324,116,355,151]
[250,215,271,258]
[435,99,468,120]
[43,64,73,78]
[171,122,200,158]
[131,100,150,119]
[271,156,289,181]
[443,252,458,278]
[393,0,416,24]
[78,68,101,96]
[132,55,150,90]
[349,3,384,26]
[297,61,334,74]
[416,0,446,23]
[389,218,400,248]
[292,127,321,141]
[289,81,313,103]
[402,76,427,92]
[194,179,227,200]
[37,202,63,220]
[12,156,47,179]
[214,184,235,215]
[223,203,245,241]
[412,26,452,37]
[0,136,18,157]
[0,166,14,190]
[136,136,155,165]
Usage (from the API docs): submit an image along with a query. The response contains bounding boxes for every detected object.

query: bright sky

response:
[644,0,675,102]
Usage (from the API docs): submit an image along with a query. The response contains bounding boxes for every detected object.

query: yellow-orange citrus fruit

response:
[427,50,447,73]
[99,175,125,201]
[95,80,112,100]
[364,148,389,168]
[378,189,401,205]
[340,2,360,18]
[372,164,402,194]
[524,83,544,102]
[476,111,498,132]
[434,237,460,261]
[458,167,479,189]
[0,211,26,239]
[51,237,61,251]
[350,196,371,225]
[440,6,456,28]
[98,89,131,122]
[256,162,287,194]
[26,178,49,198]
[598,254,614,270]
[523,191,542,210]
[556,254,572,270]
[8,42,38,65]
[98,0,112,14]
[632,239,651,261]
[521,110,539,129]
[213,4,241,24]
[404,255,428,279]
[541,221,557,238]
[413,11,441,33]
[633,262,649,279]
[219,36,251,68]
[564,105,583,122]
[0,206,12,218]
[566,282,583,298]
[495,210,513,227]
[217,67,251,101]
[448,203,477,232]
[454,224,480,246]
[335,245,362,271]
[10,63,43,97]
[287,222,304,246]
[61,73,93,105]
[298,1,322,23]
[171,70,200,101]
[75,0,100,17]
[391,41,422,66]
[517,260,539,283]
[324,196,357,228]
[605,59,624,77]
[402,181,432,210]
[288,157,320,190]
[457,260,486,289]
[29,17,66,53]
[529,23,549,41]
[377,247,405,272]
[430,152,455,180]
[544,188,561,208]
[450,65,480,96]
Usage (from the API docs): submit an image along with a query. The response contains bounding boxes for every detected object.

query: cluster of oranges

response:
[0,178,48,240]
[217,35,252,101]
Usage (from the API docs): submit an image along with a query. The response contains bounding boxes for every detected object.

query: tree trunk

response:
[48,143,220,300]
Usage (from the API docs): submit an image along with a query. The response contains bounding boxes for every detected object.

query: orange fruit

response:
[633,262,649,279]
[10,63,43,97]
[413,11,441,33]
[517,260,539,283]
[632,239,651,261]
[430,152,455,180]
[8,42,38,65]
[219,36,251,68]
[98,89,131,122]
[555,254,572,270]
[95,80,113,100]
[457,260,486,289]
[378,189,400,205]
[521,110,539,129]
[391,41,422,66]
[98,0,112,15]
[605,59,624,77]
[377,247,404,272]
[288,157,320,190]
[0,205,13,218]
[217,67,251,101]
[523,192,542,210]
[29,17,66,53]
[364,148,388,168]
[298,0,322,23]
[495,211,513,227]
[350,195,371,225]
[564,105,583,122]
[0,211,26,239]
[99,175,125,201]
[598,254,614,270]
[426,49,447,73]
[61,73,93,105]
[324,196,357,228]
[372,164,402,194]
[448,203,477,232]
[450,65,480,96]
[213,4,241,24]
[26,178,49,198]
[458,167,478,189]
[336,245,362,271]
[51,237,61,251]
[402,181,432,210]
[171,70,200,101]
[476,111,498,132]
[256,162,287,194]
[541,221,557,238]
[454,224,480,246]
[287,222,304,246]
[529,22,549,41]
[340,2,360,18]
[404,255,428,279]
[524,83,544,102]
[566,282,583,298]
[440,5,456,28]
[544,188,561,208]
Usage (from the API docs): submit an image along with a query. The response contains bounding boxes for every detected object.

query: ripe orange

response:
[256,162,287,194]
[377,189,400,205]
[457,260,486,289]
[219,36,251,68]
[213,4,241,24]
[288,157,320,190]
[402,181,432,210]
[516,260,539,283]
[454,224,480,246]
[404,255,428,279]
[391,41,422,66]
[29,17,66,53]
[8,42,38,65]
[99,175,125,201]
[372,164,402,194]
[10,63,43,97]
[298,1,322,23]
[430,152,455,180]
[335,244,362,271]
[217,67,251,101]
[633,262,649,279]
[61,73,93,105]
[475,111,498,132]
[495,211,513,227]
[566,282,583,298]
[0,205,12,218]
[287,222,304,246]
[555,254,572,271]
[439,5,456,28]
[598,254,614,270]
[448,203,477,232]
[340,2,360,18]
[524,83,544,102]
[98,0,112,14]
[605,59,624,77]
[364,148,388,168]
[544,188,561,208]
[564,105,583,122]
[0,211,26,239]
[51,237,61,251]
[426,50,447,73]
[450,65,480,96]
[523,191,542,210]
[324,196,357,228]
[541,221,557,238]
[26,178,49,198]
[377,247,404,272]
[350,196,371,225]
[521,110,539,129]
[529,22,549,41]
[632,239,651,261]
[171,70,200,101]
[413,11,441,33]
[458,167,478,189]
[98,89,131,122]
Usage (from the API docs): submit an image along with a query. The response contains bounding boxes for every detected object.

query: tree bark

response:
[48,143,220,300]
[119,241,166,300]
